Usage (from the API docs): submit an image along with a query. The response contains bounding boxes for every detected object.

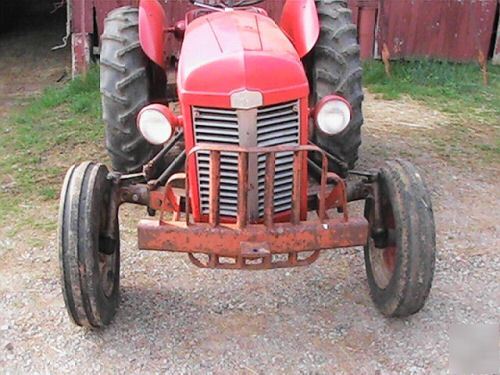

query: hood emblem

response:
[230,90,263,109]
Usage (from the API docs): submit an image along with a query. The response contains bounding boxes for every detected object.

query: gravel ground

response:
[1,100,499,373]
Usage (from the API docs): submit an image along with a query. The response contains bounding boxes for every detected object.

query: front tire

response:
[364,160,436,317]
[58,162,120,328]
[310,0,364,175]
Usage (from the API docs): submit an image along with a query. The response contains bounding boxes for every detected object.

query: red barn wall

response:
[70,0,500,74]
[377,0,498,62]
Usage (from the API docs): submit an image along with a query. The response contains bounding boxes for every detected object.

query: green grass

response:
[363,60,500,160]
[0,66,103,225]
[1,60,498,229]
[363,60,500,122]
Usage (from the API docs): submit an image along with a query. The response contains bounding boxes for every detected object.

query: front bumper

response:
[137,144,370,270]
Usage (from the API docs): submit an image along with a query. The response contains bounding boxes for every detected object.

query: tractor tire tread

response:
[58,162,120,328]
[100,58,126,73]
[117,67,147,90]
[101,34,126,44]
[312,0,364,173]
[100,6,159,173]
[100,89,129,105]
[364,160,436,317]
[117,41,141,57]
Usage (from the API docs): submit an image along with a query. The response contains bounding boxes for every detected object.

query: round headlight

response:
[315,96,351,135]
[137,106,174,145]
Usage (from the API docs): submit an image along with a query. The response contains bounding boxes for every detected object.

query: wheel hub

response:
[369,198,397,289]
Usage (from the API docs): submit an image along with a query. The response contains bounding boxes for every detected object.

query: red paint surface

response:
[176,10,310,220]
[358,7,377,60]
[177,11,308,103]
[71,33,91,77]
[76,0,285,61]
[137,216,369,254]
[280,0,319,58]
[377,0,498,61]
[138,0,166,68]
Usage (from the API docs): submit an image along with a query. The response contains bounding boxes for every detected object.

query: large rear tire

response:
[310,0,364,175]
[364,160,436,317]
[58,162,120,328]
[100,7,160,173]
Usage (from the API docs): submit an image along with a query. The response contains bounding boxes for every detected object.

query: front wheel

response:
[58,162,120,328]
[364,160,436,317]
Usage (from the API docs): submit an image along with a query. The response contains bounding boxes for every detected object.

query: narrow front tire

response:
[364,160,436,317]
[58,162,120,328]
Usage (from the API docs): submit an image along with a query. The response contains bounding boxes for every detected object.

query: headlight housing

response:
[137,104,176,145]
[314,95,352,135]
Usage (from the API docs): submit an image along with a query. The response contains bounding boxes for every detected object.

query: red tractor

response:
[58,0,436,328]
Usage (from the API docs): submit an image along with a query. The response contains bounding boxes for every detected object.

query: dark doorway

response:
[0,0,70,116]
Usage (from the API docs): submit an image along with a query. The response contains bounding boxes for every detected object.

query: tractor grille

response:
[193,100,300,218]
[194,107,240,217]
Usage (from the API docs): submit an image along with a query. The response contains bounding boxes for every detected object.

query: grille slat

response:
[257,102,297,113]
[195,121,239,130]
[259,136,299,147]
[201,197,238,205]
[258,164,294,176]
[257,109,297,120]
[196,108,238,115]
[257,121,300,136]
[202,189,239,198]
[195,114,239,121]
[195,134,240,144]
[193,100,300,217]
[258,128,299,142]
[198,155,239,165]
[258,155,294,168]
[196,127,240,136]
[257,114,300,128]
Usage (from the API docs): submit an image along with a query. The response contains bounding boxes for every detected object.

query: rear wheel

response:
[310,0,364,175]
[58,162,120,328]
[364,160,436,317]
[100,6,161,173]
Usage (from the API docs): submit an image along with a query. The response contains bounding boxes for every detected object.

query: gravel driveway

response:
[1,88,499,373]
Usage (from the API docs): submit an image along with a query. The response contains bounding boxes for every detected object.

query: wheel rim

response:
[98,193,118,299]
[98,249,117,298]
[369,198,397,289]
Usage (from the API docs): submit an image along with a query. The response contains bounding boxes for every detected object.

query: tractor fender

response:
[280,0,320,58]
[139,0,166,68]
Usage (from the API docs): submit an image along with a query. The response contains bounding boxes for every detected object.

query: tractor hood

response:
[177,10,309,106]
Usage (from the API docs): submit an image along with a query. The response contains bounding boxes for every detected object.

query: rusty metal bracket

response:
[159,173,187,222]
[143,130,184,183]
[324,172,349,221]
[136,143,370,270]
[184,143,331,227]
[187,249,321,270]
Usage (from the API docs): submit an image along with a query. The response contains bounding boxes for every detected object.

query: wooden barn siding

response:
[494,15,500,64]
[377,0,499,61]
[71,0,499,64]
[73,0,285,61]
[73,0,283,34]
